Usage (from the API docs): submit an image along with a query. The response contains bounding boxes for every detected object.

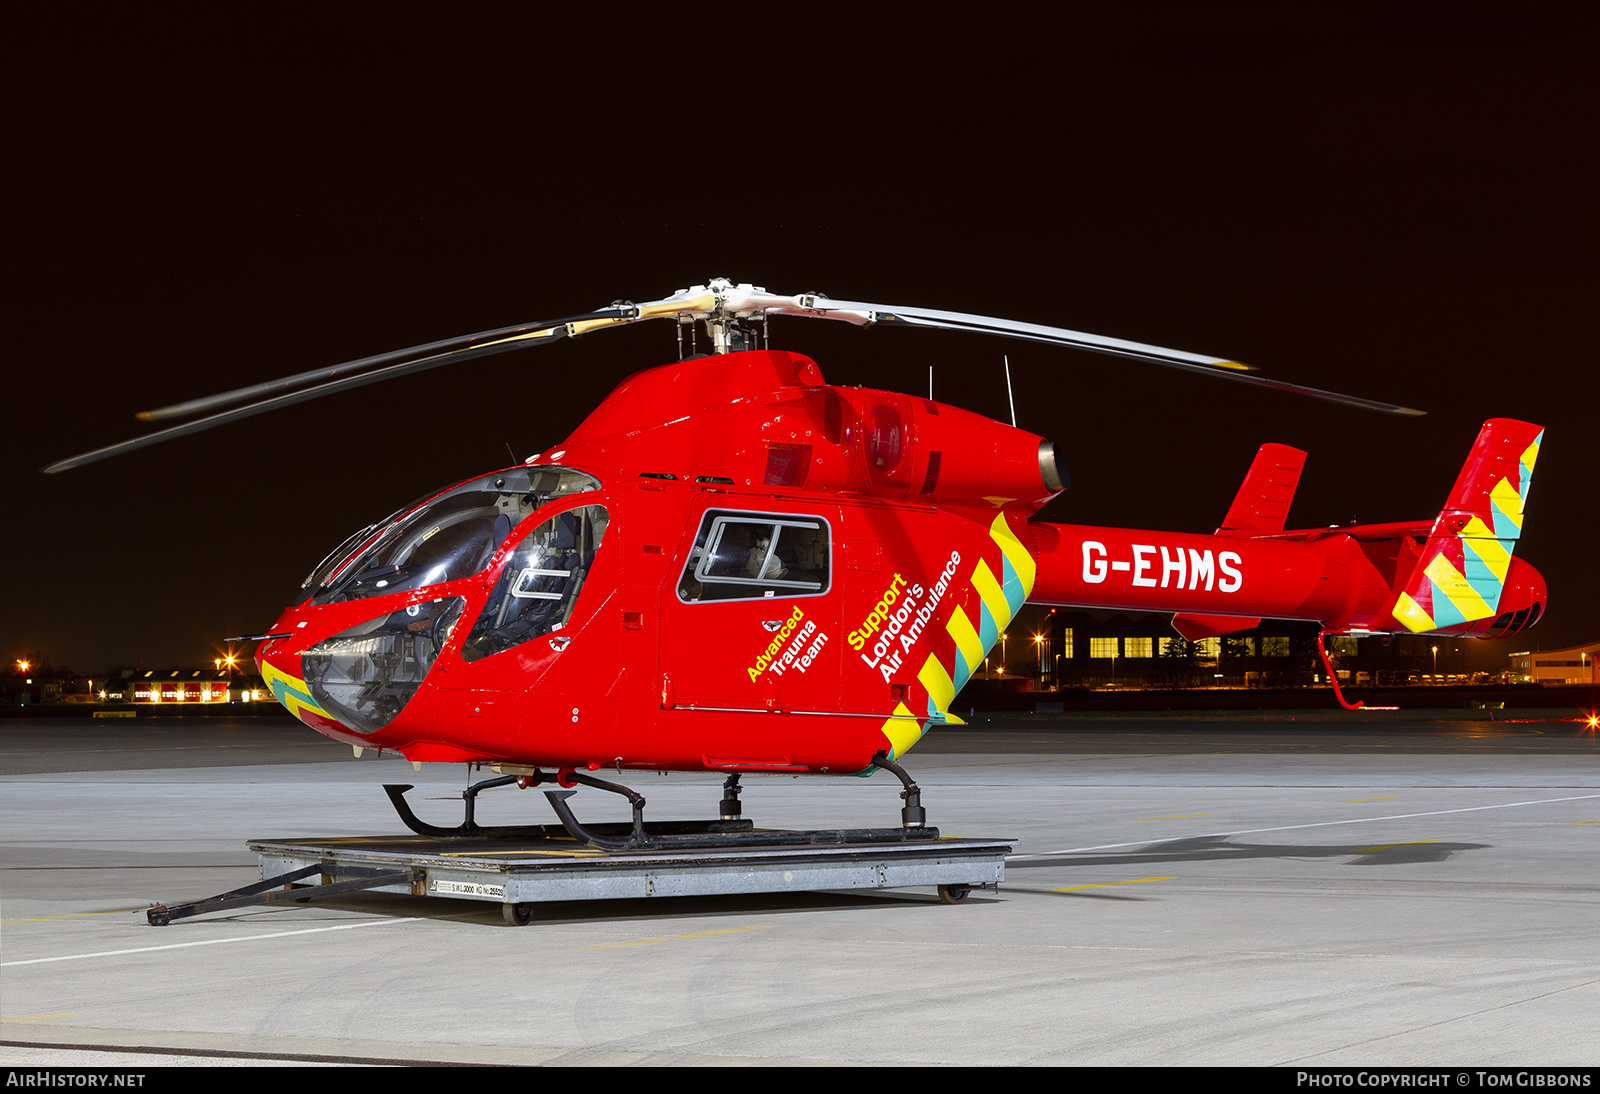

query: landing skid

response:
[384,781,756,842]
[383,762,942,851]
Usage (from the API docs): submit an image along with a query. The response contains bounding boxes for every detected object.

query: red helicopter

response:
[47,279,1545,845]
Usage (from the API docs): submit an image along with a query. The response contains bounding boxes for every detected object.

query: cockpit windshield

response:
[306,465,601,605]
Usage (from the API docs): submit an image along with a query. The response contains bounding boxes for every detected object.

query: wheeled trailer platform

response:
[146,832,1015,926]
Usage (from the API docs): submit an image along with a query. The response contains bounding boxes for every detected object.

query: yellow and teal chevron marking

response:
[877,702,924,760]
[879,514,1037,761]
[1397,428,1542,633]
[261,659,334,726]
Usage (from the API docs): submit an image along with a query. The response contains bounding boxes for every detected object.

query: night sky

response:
[5,5,1595,676]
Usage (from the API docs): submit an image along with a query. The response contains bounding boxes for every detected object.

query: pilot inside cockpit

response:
[459,505,609,662]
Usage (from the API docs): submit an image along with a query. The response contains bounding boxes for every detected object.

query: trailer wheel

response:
[937,884,971,905]
[502,902,536,926]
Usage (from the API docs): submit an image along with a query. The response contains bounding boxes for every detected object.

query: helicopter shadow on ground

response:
[1004,834,1489,899]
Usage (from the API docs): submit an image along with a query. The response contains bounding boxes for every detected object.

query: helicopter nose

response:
[257,597,468,737]
[256,640,345,732]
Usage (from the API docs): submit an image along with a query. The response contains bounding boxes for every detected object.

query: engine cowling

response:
[839,389,1064,506]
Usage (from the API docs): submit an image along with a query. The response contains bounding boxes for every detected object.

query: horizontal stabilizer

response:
[1390,418,1544,633]
[1247,520,1433,543]
[1218,444,1307,536]
[1171,613,1262,641]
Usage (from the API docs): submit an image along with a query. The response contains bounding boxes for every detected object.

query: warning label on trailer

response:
[432,879,506,899]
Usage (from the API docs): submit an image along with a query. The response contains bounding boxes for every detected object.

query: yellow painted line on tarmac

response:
[1,909,143,924]
[0,1014,81,1023]
[1568,819,1600,825]
[1349,840,1437,853]
[579,925,772,951]
[1053,876,1174,892]
[1138,814,1210,821]
[1342,797,1399,803]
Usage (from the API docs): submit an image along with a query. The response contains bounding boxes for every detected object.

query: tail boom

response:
[1026,522,1383,628]
[1026,519,1544,638]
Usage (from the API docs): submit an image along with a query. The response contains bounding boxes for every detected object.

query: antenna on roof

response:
[1004,356,1016,427]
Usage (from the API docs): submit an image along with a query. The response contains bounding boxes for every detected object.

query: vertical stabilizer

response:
[1170,443,1304,639]
[1390,418,1544,633]
[1217,443,1307,535]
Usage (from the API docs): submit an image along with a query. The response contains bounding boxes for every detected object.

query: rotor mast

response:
[655,278,866,355]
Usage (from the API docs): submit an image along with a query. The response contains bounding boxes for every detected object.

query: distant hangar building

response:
[1509,640,1599,685]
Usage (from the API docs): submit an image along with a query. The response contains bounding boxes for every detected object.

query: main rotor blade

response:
[136,308,630,422]
[47,277,1423,475]
[42,310,610,473]
[789,297,1426,417]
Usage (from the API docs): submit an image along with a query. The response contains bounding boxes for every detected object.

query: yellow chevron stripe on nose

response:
[260,660,332,723]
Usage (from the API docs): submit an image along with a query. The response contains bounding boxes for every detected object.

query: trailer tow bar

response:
[147,863,421,926]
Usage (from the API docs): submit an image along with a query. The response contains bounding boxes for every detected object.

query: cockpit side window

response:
[677,510,830,603]
[459,504,610,662]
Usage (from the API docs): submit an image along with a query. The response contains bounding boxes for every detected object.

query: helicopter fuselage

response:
[255,348,1545,774]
